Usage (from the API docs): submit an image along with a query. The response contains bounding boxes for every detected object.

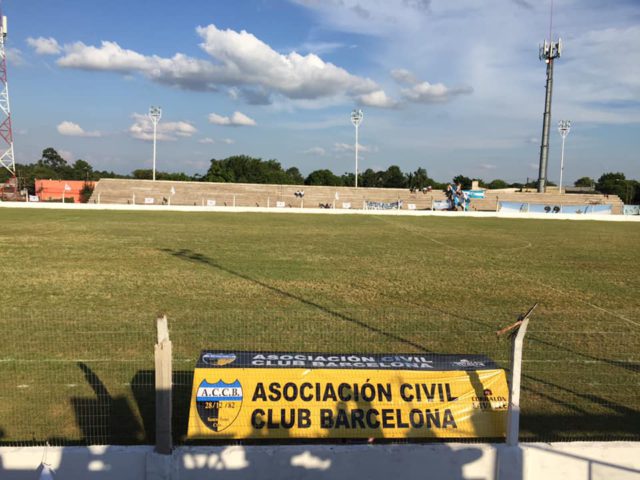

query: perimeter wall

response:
[1,442,639,479]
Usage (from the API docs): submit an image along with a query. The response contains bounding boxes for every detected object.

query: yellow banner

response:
[187,367,508,439]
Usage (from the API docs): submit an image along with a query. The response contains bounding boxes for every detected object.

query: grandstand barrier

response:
[499,202,613,215]
[624,205,640,215]
[2,200,640,222]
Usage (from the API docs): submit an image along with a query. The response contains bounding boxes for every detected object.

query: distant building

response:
[35,180,94,202]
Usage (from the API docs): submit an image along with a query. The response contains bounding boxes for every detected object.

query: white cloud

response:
[58,149,74,161]
[195,24,377,99]
[220,138,235,144]
[51,23,380,103]
[333,142,377,153]
[390,68,418,85]
[479,163,497,170]
[208,111,256,127]
[7,48,26,66]
[358,90,398,108]
[57,121,102,137]
[303,147,326,156]
[129,113,197,141]
[198,137,215,144]
[400,80,473,104]
[26,37,62,55]
[296,41,347,55]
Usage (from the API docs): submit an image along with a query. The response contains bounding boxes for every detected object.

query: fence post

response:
[496,303,537,446]
[496,304,537,479]
[155,315,173,454]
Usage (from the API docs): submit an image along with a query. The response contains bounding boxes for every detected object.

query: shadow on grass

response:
[51,362,145,445]
[526,334,640,374]
[159,248,431,353]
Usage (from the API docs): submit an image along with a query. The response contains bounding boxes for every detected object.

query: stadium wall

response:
[2,200,640,222]
[1,442,639,479]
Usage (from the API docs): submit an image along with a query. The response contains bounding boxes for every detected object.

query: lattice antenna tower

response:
[536,0,562,193]
[0,5,15,177]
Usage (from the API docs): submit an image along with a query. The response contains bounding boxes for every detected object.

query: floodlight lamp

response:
[558,119,571,137]
[149,106,162,122]
[350,109,363,126]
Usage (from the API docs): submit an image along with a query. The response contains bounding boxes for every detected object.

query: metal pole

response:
[355,123,359,188]
[558,120,571,195]
[152,121,157,182]
[149,106,162,182]
[538,58,554,193]
[350,109,363,189]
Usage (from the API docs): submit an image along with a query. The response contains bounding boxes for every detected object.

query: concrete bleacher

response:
[90,179,624,214]
[91,179,447,210]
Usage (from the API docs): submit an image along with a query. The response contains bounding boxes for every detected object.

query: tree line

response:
[2,147,639,204]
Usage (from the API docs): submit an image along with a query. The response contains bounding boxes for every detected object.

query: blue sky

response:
[5,0,640,183]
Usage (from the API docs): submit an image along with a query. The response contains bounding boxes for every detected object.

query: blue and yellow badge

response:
[195,379,243,432]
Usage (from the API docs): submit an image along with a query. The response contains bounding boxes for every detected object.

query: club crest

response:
[196,379,243,432]
[202,353,237,366]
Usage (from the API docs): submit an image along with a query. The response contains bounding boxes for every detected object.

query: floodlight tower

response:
[557,119,571,194]
[149,106,162,181]
[350,109,363,188]
[536,37,562,193]
[0,11,15,178]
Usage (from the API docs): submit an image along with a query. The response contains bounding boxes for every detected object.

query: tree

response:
[285,167,304,185]
[340,172,355,187]
[360,168,383,188]
[132,169,153,180]
[452,175,472,189]
[596,172,634,202]
[381,165,406,188]
[39,148,69,172]
[574,176,594,188]
[71,159,94,180]
[79,182,94,203]
[35,148,72,179]
[487,179,509,190]
[407,168,429,190]
[304,169,343,186]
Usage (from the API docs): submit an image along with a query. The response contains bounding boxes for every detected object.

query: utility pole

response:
[350,109,363,188]
[557,120,571,194]
[149,106,162,181]
[537,38,562,193]
[0,9,15,178]
[537,0,563,193]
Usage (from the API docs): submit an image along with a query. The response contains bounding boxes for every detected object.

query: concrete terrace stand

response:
[89,178,625,214]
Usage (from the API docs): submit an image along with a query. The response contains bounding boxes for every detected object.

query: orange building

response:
[35,180,94,203]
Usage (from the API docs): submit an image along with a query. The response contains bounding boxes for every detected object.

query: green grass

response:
[0,208,638,444]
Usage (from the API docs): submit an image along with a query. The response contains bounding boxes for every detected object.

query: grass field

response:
[0,208,638,444]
